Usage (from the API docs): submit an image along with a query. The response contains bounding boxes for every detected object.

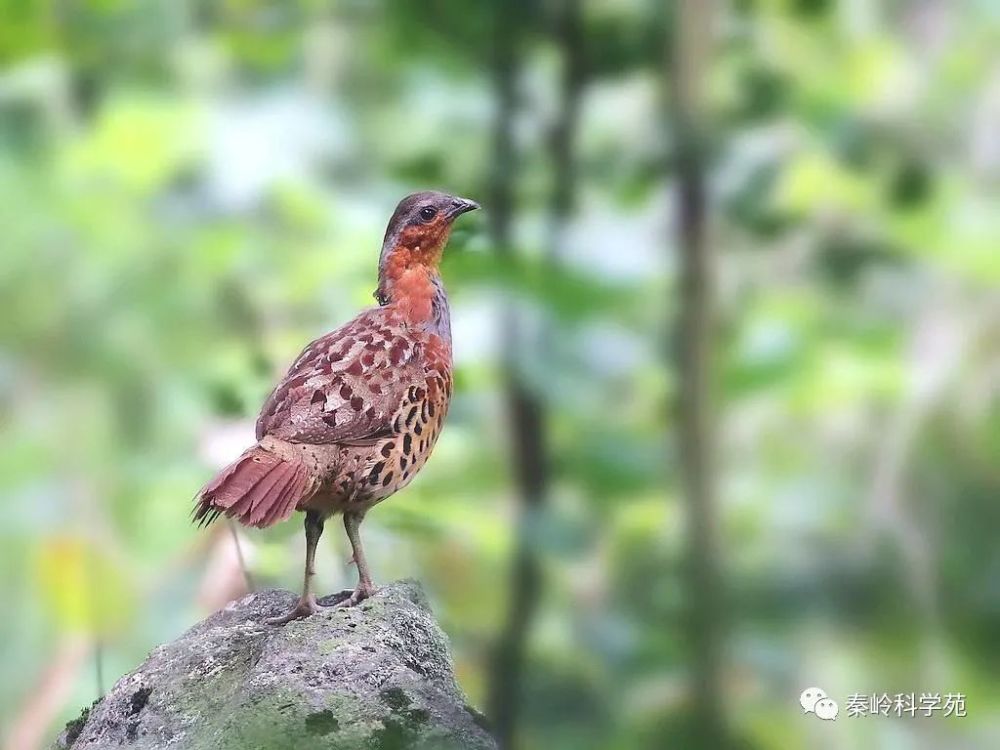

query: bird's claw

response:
[265,594,322,625]
[320,583,376,609]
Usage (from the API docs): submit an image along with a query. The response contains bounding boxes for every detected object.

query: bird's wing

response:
[255,308,426,446]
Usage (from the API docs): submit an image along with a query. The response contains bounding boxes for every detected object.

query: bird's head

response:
[378,192,478,272]
[376,191,479,305]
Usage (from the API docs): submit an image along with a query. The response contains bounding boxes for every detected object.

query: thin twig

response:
[94,639,105,698]
[227,520,255,592]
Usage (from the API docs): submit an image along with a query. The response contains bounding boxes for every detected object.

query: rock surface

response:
[57,581,495,750]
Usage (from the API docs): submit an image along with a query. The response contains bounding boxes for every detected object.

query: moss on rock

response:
[56,581,495,750]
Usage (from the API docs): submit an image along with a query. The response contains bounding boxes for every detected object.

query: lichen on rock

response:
[56,581,496,750]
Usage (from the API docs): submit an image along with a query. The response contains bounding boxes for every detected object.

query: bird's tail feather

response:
[193,445,314,529]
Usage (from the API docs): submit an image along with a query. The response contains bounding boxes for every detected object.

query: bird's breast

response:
[349,368,452,508]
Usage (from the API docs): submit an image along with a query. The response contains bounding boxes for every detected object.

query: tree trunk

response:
[485,1,567,747]
[671,1,728,746]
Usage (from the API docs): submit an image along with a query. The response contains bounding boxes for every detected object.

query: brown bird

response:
[195,191,478,624]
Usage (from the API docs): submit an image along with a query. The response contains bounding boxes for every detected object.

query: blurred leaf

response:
[37,536,134,635]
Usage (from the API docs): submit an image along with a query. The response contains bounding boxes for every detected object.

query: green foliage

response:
[1,1,998,749]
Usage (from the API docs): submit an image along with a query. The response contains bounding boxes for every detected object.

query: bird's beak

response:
[447,197,480,219]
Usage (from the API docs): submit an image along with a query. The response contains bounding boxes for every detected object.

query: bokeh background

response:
[2,1,999,748]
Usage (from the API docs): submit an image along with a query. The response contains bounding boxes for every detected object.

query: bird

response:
[194,191,479,624]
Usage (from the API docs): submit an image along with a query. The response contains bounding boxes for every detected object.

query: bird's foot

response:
[265,593,322,625]
[319,582,377,609]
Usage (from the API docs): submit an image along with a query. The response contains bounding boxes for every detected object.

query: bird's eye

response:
[419,207,437,222]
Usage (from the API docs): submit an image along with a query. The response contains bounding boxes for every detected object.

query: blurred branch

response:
[486,1,519,254]
[226,519,255,593]
[671,0,729,746]
[195,525,253,613]
[548,0,585,234]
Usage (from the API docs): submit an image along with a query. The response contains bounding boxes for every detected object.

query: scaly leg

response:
[266,510,325,625]
[329,510,377,608]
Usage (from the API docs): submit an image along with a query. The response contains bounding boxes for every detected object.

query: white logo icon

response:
[815,697,839,720]
[800,687,827,713]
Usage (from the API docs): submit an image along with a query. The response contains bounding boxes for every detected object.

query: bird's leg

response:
[346,511,377,598]
[266,510,325,625]
[329,511,377,608]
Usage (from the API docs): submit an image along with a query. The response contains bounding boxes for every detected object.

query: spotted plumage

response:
[195,191,478,623]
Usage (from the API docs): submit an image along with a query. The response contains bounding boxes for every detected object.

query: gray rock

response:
[57,581,495,750]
